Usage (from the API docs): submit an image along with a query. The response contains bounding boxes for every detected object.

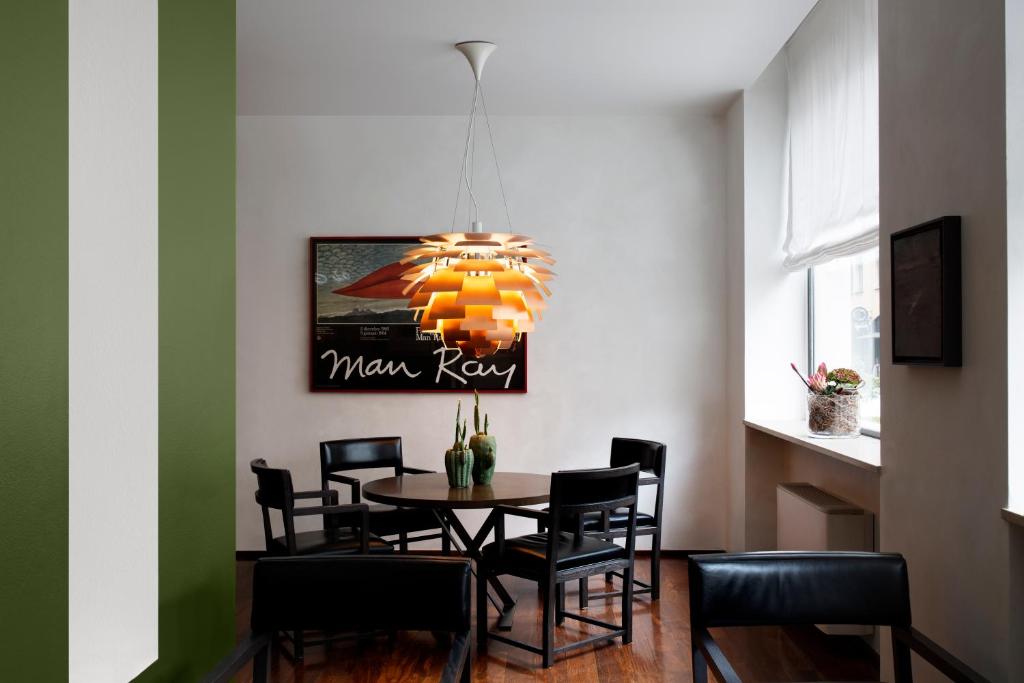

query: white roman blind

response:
[782,0,879,271]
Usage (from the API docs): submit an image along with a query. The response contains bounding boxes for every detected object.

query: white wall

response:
[878,0,1009,679]
[68,0,159,680]
[724,96,745,551]
[742,52,807,424]
[1008,0,1024,514]
[236,114,729,551]
[1007,2,1024,677]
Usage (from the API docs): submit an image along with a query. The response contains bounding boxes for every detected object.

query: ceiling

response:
[238,0,814,116]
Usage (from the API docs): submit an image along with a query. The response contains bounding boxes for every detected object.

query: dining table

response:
[362,471,550,631]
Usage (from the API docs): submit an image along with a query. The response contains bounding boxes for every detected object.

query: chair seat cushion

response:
[365,504,443,537]
[269,529,393,556]
[481,532,627,576]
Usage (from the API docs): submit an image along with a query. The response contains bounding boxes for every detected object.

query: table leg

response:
[434,510,518,631]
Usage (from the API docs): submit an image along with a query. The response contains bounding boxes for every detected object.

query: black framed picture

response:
[309,236,528,392]
[890,216,961,366]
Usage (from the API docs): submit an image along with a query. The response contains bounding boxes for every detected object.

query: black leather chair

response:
[320,437,450,553]
[201,556,473,683]
[478,464,640,668]
[251,458,393,660]
[251,458,392,557]
[582,437,666,607]
[688,552,989,683]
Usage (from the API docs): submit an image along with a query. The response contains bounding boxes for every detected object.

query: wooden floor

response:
[234,557,878,682]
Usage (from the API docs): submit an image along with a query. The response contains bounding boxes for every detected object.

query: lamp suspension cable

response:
[401,40,555,359]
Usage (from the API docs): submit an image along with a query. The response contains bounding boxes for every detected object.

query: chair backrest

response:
[320,437,404,480]
[251,555,472,635]
[251,458,294,512]
[610,437,666,478]
[548,464,640,535]
[251,458,297,553]
[688,551,911,629]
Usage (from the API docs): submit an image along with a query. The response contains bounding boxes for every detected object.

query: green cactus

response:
[484,413,489,435]
[453,400,462,448]
[473,390,481,434]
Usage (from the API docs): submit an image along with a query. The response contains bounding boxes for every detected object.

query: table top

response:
[362,472,551,509]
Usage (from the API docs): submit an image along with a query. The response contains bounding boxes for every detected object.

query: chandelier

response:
[401,42,555,358]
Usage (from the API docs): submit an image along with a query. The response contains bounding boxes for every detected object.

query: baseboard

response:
[235,548,725,561]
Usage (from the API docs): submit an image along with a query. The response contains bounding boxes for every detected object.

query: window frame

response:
[806,260,881,440]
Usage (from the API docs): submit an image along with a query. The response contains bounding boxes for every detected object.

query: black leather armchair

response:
[688,552,989,683]
[320,437,450,553]
[478,464,640,668]
[202,556,473,683]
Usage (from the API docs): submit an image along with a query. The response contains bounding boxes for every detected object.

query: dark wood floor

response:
[234,557,878,682]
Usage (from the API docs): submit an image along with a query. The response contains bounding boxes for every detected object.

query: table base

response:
[434,510,517,631]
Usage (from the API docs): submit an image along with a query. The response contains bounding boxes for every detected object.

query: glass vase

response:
[807,392,860,437]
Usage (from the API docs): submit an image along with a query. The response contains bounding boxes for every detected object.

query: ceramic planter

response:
[445,448,474,488]
[468,434,497,485]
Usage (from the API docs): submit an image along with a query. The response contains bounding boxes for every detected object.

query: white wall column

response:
[68,0,159,679]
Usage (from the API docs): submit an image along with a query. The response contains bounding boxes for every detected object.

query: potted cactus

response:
[444,400,474,488]
[468,390,497,485]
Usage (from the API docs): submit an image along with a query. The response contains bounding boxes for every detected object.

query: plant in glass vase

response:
[791,362,864,437]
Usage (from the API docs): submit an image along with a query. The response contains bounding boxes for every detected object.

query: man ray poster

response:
[310,237,527,392]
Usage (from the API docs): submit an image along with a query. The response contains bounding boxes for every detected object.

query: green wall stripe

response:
[0,2,69,680]
[135,0,236,680]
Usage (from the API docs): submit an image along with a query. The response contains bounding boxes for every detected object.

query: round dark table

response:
[363,472,550,630]
[362,472,550,509]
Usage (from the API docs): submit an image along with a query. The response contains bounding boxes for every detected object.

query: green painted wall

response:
[0,2,69,680]
[136,0,236,680]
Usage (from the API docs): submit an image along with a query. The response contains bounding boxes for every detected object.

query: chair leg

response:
[579,577,589,609]
[621,564,634,645]
[542,576,556,668]
[476,569,489,654]
[253,638,270,682]
[650,532,661,600]
[399,531,409,553]
[441,530,451,555]
[293,630,304,661]
[692,649,708,683]
[556,581,566,626]
[605,571,614,583]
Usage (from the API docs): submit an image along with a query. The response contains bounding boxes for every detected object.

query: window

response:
[809,248,881,434]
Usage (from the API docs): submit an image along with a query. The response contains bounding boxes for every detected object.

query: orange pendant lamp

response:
[402,42,555,358]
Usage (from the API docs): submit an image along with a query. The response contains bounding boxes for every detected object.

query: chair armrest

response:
[292,502,368,518]
[294,489,337,503]
[896,626,989,683]
[325,472,361,503]
[199,631,271,683]
[493,505,549,521]
[694,627,742,683]
[400,466,435,475]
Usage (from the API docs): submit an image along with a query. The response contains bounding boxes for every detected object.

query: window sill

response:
[744,418,881,473]
[1002,508,1024,529]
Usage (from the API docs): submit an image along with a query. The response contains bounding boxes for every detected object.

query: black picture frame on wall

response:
[309,236,528,392]
[890,216,962,366]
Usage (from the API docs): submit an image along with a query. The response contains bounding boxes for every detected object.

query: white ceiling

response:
[238,0,814,116]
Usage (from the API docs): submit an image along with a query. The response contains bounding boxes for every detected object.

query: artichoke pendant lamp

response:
[401,41,555,359]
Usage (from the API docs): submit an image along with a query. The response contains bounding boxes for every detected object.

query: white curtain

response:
[782,0,879,271]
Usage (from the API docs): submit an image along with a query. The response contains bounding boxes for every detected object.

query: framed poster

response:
[310,237,528,392]
[890,216,961,366]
